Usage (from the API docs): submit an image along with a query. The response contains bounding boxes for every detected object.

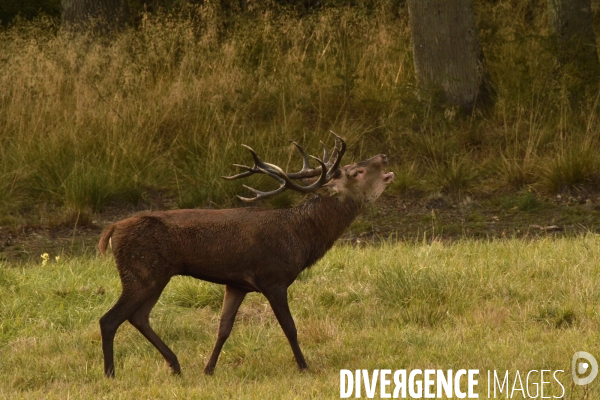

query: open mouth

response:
[383,171,395,184]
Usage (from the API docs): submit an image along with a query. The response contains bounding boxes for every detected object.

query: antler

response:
[222,131,347,202]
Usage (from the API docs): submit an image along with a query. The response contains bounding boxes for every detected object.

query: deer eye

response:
[352,169,365,178]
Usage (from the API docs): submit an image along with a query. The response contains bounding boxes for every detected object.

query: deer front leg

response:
[263,287,308,371]
[204,285,247,375]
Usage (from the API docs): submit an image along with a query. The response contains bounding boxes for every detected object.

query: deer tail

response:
[98,224,116,256]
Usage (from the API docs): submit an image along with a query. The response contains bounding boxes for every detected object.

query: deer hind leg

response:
[99,277,170,378]
[263,286,308,371]
[204,284,247,375]
[128,283,180,375]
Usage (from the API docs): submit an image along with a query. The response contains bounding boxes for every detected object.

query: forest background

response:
[1,0,600,251]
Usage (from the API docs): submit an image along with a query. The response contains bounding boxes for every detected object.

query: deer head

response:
[223,131,394,204]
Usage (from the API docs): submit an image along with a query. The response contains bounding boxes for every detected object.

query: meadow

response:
[2,2,600,398]
[1,237,600,398]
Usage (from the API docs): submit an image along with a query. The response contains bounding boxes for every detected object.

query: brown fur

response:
[99,154,394,378]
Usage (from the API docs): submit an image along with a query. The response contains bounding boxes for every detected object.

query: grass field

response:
[1,237,600,398]
[2,2,600,398]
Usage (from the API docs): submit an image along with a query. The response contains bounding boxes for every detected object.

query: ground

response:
[2,189,599,264]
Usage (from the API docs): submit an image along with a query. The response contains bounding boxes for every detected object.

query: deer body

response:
[100,196,361,291]
[99,134,393,377]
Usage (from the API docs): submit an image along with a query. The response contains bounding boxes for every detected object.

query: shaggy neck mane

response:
[286,195,363,269]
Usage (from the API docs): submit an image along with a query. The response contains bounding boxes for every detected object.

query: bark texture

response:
[407,0,492,112]
[61,0,128,32]
[547,0,600,97]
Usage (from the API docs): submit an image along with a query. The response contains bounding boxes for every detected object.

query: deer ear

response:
[315,180,340,197]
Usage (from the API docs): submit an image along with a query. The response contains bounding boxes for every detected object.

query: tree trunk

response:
[407,0,493,112]
[61,0,128,32]
[547,0,600,99]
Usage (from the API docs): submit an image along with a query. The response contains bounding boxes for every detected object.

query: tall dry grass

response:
[1,2,600,224]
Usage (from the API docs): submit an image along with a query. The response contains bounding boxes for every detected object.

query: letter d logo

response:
[572,351,598,385]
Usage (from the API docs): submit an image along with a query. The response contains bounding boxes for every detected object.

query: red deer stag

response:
[98,132,394,378]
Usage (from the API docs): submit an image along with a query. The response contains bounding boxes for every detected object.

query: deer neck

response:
[290,195,363,267]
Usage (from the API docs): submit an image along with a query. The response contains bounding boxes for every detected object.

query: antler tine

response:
[329,147,339,166]
[278,155,328,192]
[282,135,345,180]
[333,132,342,149]
[328,131,343,164]
[286,140,325,180]
[326,131,346,180]
[221,164,254,180]
[237,183,287,202]
[222,145,282,181]
[221,171,252,180]
[320,141,330,164]
[307,155,329,188]
[290,140,311,171]
[234,167,288,202]
[242,144,274,172]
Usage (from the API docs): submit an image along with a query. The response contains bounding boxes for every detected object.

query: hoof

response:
[204,366,215,375]
[170,365,182,376]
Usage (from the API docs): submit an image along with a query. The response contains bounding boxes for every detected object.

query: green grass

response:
[1,237,600,398]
